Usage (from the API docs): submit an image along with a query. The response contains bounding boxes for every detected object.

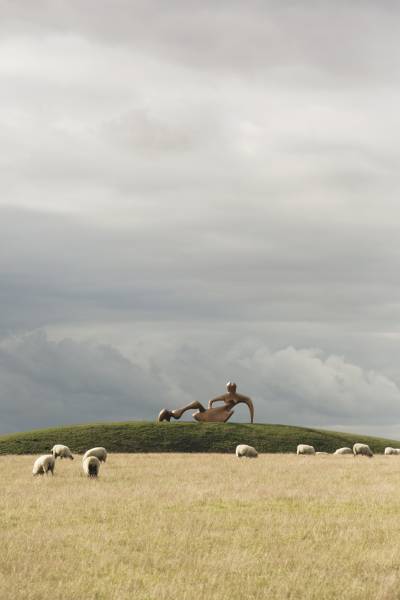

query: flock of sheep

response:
[236,443,400,458]
[31,442,400,472]
[32,445,107,477]
[296,443,375,457]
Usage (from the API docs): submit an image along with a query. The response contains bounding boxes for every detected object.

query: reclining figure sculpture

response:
[158,382,254,423]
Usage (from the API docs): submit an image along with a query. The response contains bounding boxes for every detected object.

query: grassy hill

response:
[0,421,398,455]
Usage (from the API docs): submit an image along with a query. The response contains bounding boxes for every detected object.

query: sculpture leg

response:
[158,401,206,422]
[171,401,206,419]
[158,408,173,422]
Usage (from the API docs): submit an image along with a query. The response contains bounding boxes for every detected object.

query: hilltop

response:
[0,421,398,454]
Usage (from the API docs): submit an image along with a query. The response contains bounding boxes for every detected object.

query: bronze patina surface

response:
[157,382,254,423]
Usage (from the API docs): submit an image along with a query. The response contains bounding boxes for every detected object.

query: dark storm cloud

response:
[0,330,165,433]
[1,204,400,334]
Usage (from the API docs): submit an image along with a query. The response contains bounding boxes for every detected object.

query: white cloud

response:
[228,343,400,425]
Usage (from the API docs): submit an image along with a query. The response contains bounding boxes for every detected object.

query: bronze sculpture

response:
[158,382,254,423]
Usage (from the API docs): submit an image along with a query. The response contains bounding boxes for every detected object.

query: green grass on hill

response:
[0,421,398,455]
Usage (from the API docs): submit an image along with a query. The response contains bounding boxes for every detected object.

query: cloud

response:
[1,331,400,436]
[228,343,400,426]
[1,3,400,435]
[0,331,164,433]
[148,337,400,427]
[1,202,399,337]
[1,2,400,84]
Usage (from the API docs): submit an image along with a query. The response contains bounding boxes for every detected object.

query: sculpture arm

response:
[207,394,227,409]
[234,394,255,423]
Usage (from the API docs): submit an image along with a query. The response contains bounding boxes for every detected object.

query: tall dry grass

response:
[1,453,400,599]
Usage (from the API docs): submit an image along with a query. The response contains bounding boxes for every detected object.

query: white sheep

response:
[353,443,373,458]
[334,447,353,455]
[52,444,74,460]
[82,456,101,478]
[297,444,316,455]
[83,447,107,463]
[384,447,400,455]
[235,444,258,458]
[32,454,55,476]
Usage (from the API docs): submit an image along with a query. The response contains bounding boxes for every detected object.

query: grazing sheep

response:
[235,444,258,458]
[82,456,101,478]
[32,454,55,476]
[83,447,107,463]
[334,447,353,455]
[297,444,316,455]
[353,443,373,458]
[52,444,74,460]
[384,447,400,455]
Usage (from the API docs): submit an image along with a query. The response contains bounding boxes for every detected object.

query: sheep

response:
[334,447,353,455]
[32,454,55,476]
[353,443,373,458]
[296,444,315,455]
[52,444,74,460]
[235,444,258,458]
[83,447,107,463]
[384,447,400,455]
[82,456,101,478]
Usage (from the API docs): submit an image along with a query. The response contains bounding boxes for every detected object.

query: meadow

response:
[1,420,398,454]
[2,453,400,599]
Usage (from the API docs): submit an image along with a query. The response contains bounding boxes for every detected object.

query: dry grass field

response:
[2,453,400,600]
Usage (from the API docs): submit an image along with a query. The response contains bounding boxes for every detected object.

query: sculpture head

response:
[226,381,237,393]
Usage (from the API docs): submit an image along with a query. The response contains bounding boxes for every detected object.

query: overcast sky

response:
[1,1,400,436]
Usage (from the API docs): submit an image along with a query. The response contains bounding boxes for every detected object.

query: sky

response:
[1,1,400,436]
